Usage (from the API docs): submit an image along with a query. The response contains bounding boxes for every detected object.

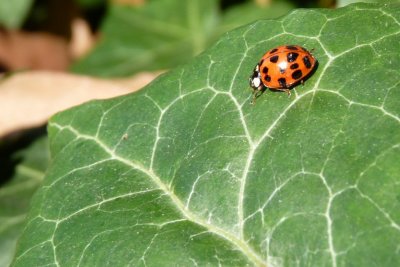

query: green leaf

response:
[74,0,105,8]
[338,0,400,7]
[71,0,295,77]
[0,0,33,28]
[217,1,295,36]
[72,0,220,77]
[13,3,400,266]
[0,137,48,267]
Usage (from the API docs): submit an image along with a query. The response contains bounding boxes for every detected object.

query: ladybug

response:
[249,45,317,102]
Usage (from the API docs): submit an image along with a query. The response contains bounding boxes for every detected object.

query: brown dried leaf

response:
[0,71,160,137]
[0,31,71,72]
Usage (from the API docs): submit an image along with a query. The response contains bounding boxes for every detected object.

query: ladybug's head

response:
[249,64,263,91]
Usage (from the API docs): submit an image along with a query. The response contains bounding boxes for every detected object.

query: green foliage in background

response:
[0,137,48,267]
[0,0,33,28]
[71,0,295,77]
[11,3,400,266]
[75,0,105,8]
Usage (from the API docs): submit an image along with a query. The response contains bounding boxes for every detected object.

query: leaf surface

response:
[338,0,400,7]
[13,3,400,266]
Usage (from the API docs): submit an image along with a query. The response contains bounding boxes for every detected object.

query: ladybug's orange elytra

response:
[249,45,317,103]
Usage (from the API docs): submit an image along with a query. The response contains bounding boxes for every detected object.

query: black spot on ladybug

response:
[262,67,268,74]
[269,48,278,54]
[278,78,287,88]
[292,69,303,79]
[279,66,286,74]
[303,56,312,68]
[265,75,271,82]
[290,63,299,69]
[270,55,279,63]
[286,45,298,50]
[287,53,299,63]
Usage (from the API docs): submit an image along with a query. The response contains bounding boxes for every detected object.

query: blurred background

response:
[0,0,340,77]
[0,0,393,266]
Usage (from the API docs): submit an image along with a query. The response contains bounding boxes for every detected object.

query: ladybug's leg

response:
[251,88,265,104]
[251,91,260,104]
[277,88,291,97]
